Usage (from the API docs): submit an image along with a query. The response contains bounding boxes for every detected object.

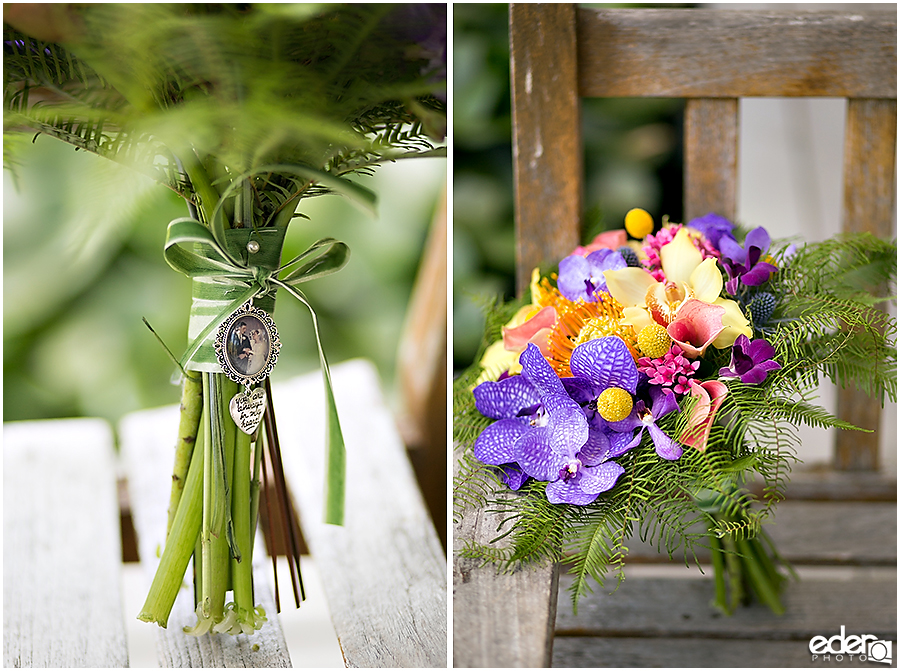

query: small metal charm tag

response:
[214,301,281,387]
[229,386,267,435]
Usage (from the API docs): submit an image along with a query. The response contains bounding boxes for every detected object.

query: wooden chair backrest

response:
[510,4,896,471]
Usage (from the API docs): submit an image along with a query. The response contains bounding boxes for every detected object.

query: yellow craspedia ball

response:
[625,208,654,239]
[597,387,634,422]
[637,323,671,359]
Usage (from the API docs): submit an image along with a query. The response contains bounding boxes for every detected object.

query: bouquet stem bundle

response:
[140,371,272,634]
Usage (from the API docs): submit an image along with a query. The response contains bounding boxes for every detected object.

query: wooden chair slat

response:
[835,99,897,470]
[510,2,583,295]
[577,8,897,99]
[4,419,129,668]
[684,98,740,221]
[119,405,292,668]
[273,359,447,668]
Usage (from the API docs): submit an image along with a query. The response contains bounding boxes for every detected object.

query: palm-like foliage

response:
[4,3,446,224]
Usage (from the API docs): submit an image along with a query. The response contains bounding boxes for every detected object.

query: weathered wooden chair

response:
[454,5,896,667]
[5,360,447,667]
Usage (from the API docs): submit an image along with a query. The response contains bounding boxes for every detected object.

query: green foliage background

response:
[3,137,445,425]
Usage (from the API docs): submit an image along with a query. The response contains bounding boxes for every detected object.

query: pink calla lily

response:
[503,305,557,355]
[666,299,725,357]
[680,379,728,452]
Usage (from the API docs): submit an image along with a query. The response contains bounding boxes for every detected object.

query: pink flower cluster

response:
[638,345,700,394]
[642,224,720,282]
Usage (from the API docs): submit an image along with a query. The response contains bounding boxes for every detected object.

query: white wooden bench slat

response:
[4,419,129,668]
[272,359,447,668]
[118,404,292,668]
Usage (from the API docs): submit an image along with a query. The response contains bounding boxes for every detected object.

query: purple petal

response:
[587,248,627,282]
[608,427,643,457]
[607,401,645,433]
[718,236,747,265]
[548,401,590,457]
[520,343,568,401]
[740,360,782,385]
[474,419,529,465]
[473,375,540,419]
[741,261,777,286]
[561,376,596,406]
[546,477,601,505]
[498,464,528,490]
[744,227,771,254]
[578,461,626,495]
[577,428,612,466]
[557,255,593,302]
[516,428,569,481]
[569,337,639,394]
[746,337,777,364]
[649,387,680,420]
[649,423,683,460]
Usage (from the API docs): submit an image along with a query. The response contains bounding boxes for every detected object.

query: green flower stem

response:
[138,399,206,628]
[709,532,729,613]
[231,423,254,612]
[249,428,264,546]
[737,537,785,615]
[721,534,743,613]
[167,373,203,538]
[199,373,233,621]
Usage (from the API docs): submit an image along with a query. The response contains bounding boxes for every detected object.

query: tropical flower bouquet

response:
[453,209,896,614]
[5,3,445,636]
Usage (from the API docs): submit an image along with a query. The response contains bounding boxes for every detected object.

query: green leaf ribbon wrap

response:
[164,217,349,525]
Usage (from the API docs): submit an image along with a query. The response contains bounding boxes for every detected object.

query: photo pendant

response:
[214,301,281,434]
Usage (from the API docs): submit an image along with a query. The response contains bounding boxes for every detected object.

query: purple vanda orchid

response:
[719,227,778,295]
[471,370,542,490]
[719,334,782,384]
[557,248,627,302]
[608,386,684,461]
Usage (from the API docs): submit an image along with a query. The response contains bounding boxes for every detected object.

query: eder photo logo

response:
[809,626,893,664]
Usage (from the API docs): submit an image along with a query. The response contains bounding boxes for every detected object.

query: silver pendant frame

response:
[214,301,281,386]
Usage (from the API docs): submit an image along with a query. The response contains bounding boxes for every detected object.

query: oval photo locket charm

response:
[214,301,281,434]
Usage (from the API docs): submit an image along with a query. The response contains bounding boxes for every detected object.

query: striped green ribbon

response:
[164,217,349,525]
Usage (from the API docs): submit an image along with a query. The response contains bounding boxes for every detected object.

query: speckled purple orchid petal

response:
[569,336,639,394]
[498,464,528,490]
[515,427,569,481]
[473,418,529,465]
[607,428,642,458]
[473,374,540,419]
[579,461,626,495]
[520,344,569,405]
[546,477,601,505]
[578,427,612,466]
[546,461,625,504]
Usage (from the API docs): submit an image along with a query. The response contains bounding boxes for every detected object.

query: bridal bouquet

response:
[454,209,895,613]
[5,3,445,635]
